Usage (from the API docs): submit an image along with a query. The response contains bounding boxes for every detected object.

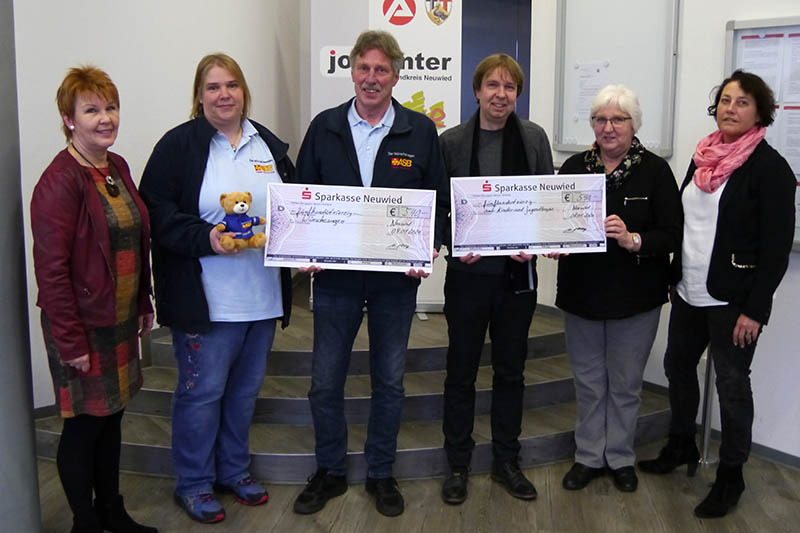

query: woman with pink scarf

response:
[639,70,795,518]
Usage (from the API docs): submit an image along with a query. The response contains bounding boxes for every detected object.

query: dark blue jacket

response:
[295,98,446,292]
[140,115,294,332]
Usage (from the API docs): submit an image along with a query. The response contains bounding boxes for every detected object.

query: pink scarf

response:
[692,126,766,193]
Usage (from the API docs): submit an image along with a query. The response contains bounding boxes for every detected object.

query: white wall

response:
[530,0,800,458]
[15,0,304,408]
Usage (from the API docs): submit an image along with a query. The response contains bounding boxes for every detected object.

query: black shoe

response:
[491,462,537,500]
[694,463,745,519]
[611,466,638,492]
[638,434,700,477]
[562,463,605,490]
[441,469,469,505]
[293,469,348,515]
[95,495,158,532]
[366,477,404,517]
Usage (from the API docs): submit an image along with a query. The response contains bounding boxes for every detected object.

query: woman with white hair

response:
[549,84,681,492]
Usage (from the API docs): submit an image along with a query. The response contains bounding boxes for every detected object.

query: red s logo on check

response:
[302,187,312,200]
[482,180,491,192]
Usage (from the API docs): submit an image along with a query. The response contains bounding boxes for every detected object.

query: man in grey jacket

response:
[436,54,554,505]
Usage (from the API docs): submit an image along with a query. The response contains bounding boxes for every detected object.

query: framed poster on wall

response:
[725,16,800,249]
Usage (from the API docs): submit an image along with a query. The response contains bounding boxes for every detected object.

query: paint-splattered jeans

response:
[171,319,276,496]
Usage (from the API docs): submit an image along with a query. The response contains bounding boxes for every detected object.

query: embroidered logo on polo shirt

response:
[391,157,413,168]
[254,164,274,173]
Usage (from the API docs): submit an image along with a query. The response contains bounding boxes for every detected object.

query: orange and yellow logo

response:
[254,164,274,173]
[392,157,413,168]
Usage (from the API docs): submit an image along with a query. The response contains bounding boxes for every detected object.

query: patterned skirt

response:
[43,313,143,418]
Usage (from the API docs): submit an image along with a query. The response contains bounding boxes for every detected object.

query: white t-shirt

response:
[676,179,728,307]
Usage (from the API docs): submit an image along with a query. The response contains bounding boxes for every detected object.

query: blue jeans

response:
[309,284,416,479]
[171,320,276,496]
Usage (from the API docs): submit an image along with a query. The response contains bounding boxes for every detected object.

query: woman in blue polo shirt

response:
[139,53,294,524]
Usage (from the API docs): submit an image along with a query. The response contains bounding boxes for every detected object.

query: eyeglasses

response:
[592,116,632,128]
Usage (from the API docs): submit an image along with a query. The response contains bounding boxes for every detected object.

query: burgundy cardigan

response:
[31,149,153,361]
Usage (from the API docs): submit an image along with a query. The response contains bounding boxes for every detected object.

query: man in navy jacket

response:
[292,30,446,518]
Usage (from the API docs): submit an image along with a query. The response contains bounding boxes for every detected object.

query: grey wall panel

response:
[0,0,41,530]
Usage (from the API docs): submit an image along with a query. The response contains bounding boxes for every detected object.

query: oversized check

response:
[264,183,435,273]
[451,174,607,256]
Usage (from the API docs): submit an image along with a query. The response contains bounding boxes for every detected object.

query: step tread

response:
[140,353,572,398]
[35,390,668,454]
[150,312,566,352]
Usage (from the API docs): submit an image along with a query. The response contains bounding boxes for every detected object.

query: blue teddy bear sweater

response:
[218,213,261,240]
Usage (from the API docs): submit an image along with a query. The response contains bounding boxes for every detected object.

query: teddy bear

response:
[215,191,267,250]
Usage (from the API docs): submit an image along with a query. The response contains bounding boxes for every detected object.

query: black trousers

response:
[57,409,124,525]
[664,291,757,465]
[442,267,537,468]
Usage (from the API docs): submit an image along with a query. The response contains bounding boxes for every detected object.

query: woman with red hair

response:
[31,65,156,533]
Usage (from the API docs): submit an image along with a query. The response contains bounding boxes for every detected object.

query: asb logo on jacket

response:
[389,151,415,170]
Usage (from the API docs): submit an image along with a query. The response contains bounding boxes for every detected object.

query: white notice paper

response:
[796,184,800,230]
[779,105,800,179]
[783,33,800,103]
[573,62,609,121]
[740,33,784,98]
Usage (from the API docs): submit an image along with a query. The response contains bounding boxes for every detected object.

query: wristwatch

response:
[631,233,640,248]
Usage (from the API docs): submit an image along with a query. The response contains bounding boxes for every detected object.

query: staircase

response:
[35,278,670,483]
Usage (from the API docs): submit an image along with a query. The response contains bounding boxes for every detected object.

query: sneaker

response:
[173,491,225,523]
[491,461,537,500]
[293,469,348,515]
[441,469,469,505]
[365,477,404,517]
[214,476,269,505]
